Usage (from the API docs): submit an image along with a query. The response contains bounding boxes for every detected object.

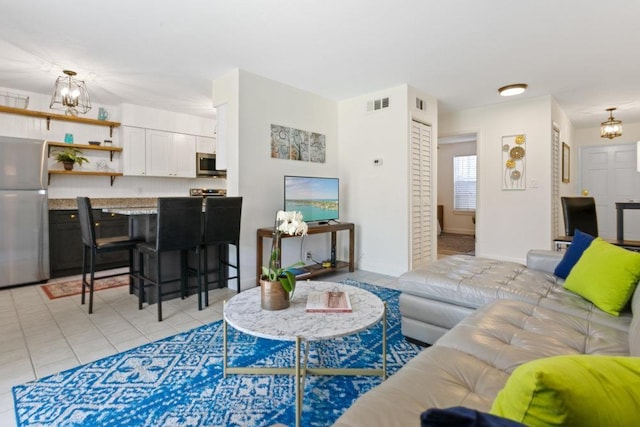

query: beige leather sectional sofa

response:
[334,250,639,426]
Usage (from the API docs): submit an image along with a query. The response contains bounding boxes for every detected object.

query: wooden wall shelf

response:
[0,105,121,136]
[48,141,122,160]
[47,141,123,186]
[48,170,123,186]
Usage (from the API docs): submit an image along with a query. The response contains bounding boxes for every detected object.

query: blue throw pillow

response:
[553,229,595,279]
[421,406,525,427]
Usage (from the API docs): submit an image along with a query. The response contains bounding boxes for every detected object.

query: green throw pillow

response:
[563,237,640,316]
[490,355,640,427]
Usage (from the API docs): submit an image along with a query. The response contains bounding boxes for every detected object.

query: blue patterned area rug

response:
[13,280,422,427]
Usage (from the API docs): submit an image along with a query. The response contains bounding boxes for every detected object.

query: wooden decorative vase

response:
[260,279,290,310]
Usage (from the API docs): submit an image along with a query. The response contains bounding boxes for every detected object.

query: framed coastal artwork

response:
[270,124,326,163]
[502,134,526,190]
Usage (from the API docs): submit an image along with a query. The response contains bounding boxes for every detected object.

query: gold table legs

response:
[223,303,387,427]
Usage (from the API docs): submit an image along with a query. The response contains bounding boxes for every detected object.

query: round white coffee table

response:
[223,281,387,427]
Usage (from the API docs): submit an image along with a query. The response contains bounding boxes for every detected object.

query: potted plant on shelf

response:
[260,210,308,310]
[54,147,89,171]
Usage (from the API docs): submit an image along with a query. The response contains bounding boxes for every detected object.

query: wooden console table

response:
[256,222,355,285]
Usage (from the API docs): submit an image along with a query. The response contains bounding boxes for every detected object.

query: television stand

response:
[256,222,355,285]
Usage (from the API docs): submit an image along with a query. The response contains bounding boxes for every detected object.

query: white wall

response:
[440,96,554,263]
[213,70,339,289]
[338,85,437,276]
[437,141,476,235]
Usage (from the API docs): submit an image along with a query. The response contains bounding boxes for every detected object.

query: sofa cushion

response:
[436,299,630,366]
[564,238,640,316]
[399,255,559,309]
[553,229,594,279]
[490,355,640,427]
[333,346,506,427]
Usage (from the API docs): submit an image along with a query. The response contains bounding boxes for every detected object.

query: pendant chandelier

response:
[600,107,622,139]
[50,70,92,116]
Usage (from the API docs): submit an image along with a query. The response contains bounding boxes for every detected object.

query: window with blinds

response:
[453,154,477,211]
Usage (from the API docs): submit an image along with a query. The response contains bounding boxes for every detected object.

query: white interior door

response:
[410,120,433,268]
[580,143,640,240]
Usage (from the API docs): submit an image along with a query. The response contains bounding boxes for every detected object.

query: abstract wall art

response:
[270,124,326,163]
[502,134,526,190]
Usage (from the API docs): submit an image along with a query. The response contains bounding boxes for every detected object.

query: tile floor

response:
[0,269,398,426]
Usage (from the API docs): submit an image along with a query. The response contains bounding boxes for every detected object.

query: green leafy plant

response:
[261,210,308,297]
[54,147,89,166]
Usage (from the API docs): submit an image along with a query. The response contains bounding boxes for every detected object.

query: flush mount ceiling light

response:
[600,107,623,139]
[50,70,92,116]
[498,83,528,97]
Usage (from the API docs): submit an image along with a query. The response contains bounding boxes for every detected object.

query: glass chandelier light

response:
[600,107,622,139]
[50,70,92,116]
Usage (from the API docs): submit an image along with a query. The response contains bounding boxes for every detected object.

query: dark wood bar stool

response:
[76,197,141,314]
[135,197,202,321]
[198,196,243,308]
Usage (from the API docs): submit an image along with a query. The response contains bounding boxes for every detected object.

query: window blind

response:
[453,155,476,211]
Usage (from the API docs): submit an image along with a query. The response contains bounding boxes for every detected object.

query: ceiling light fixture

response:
[498,83,528,97]
[50,70,92,116]
[600,107,622,139]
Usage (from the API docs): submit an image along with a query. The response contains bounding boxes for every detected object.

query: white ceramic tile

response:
[0,348,29,367]
[113,336,150,353]
[29,344,76,368]
[34,358,81,379]
[74,342,118,365]
[0,359,35,392]
[24,331,66,350]
[0,390,16,418]
[0,409,17,427]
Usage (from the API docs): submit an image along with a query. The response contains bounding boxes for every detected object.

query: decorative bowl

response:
[88,141,101,146]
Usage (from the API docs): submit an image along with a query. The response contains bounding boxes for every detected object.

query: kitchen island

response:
[48,198,157,278]
[103,206,228,305]
[48,198,230,305]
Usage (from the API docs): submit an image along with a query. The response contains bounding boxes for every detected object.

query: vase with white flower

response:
[260,210,309,310]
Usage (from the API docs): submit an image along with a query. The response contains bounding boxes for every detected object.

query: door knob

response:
[582,189,589,196]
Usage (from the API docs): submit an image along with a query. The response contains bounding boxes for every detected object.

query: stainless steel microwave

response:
[196,152,226,177]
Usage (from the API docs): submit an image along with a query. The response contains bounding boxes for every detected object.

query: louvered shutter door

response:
[552,127,561,237]
[410,120,432,268]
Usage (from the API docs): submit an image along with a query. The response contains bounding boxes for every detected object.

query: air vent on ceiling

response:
[367,97,390,112]
[416,97,426,111]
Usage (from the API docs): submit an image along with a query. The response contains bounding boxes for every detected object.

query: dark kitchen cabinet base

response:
[49,210,130,278]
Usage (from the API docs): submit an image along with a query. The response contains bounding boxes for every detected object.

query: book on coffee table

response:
[306,291,352,313]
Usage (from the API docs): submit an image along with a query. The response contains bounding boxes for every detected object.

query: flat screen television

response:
[284,175,339,223]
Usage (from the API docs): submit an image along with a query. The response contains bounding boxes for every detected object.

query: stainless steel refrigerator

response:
[0,136,49,287]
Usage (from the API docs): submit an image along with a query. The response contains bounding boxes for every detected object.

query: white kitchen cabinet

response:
[173,133,196,177]
[145,130,174,177]
[146,130,196,178]
[196,136,216,154]
[122,126,147,176]
[123,127,196,178]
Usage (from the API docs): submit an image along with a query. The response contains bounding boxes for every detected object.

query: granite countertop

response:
[49,198,157,210]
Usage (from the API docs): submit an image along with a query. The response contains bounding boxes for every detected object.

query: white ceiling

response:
[1,0,639,128]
